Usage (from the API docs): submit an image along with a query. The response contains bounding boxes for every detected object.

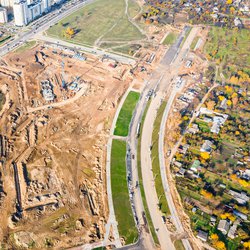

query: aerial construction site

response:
[0,41,143,248]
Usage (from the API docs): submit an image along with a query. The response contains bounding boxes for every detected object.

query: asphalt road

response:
[35,34,136,65]
[0,0,95,57]
[129,27,198,250]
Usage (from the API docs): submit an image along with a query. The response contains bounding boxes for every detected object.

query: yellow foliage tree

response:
[228,214,236,222]
[227,100,232,106]
[206,100,216,110]
[210,233,219,241]
[243,241,250,249]
[231,92,238,98]
[200,189,213,199]
[230,6,235,14]
[235,131,240,135]
[64,27,75,38]
[230,174,238,181]
[215,241,226,250]
[225,85,233,95]
[229,75,239,84]
[218,95,225,101]
[239,179,250,188]
[200,152,210,160]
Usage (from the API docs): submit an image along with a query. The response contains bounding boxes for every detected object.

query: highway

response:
[127,27,199,250]
[0,0,95,57]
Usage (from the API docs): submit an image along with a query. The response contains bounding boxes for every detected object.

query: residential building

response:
[200,140,213,153]
[0,7,8,23]
[188,123,199,134]
[211,114,228,134]
[13,0,61,26]
[190,160,201,173]
[0,0,13,7]
[229,190,249,205]
[218,220,230,235]
[233,210,248,221]
[197,230,208,242]
[228,224,237,239]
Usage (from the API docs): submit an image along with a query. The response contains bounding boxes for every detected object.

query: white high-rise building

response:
[13,0,54,26]
[13,1,29,26]
[0,0,13,8]
[0,7,8,23]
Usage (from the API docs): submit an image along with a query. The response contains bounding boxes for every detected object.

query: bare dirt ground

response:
[0,12,189,248]
[0,43,134,249]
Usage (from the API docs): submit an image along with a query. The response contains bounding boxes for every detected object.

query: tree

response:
[227,100,232,106]
[64,27,75,39]
[243,241,250,249]
[210,233,219,241]
[200,189,213,199]
[215,241,226,250]
[200,152,210,160]
[206,100,216,110]
[218,95,225,102]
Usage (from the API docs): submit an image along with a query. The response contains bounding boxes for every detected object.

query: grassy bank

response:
[111,139,138,244]
[114,91,140,136]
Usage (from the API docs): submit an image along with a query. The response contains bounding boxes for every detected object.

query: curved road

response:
[138,27,199,250]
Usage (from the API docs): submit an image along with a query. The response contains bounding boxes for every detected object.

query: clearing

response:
[46,0,145,54]
[204,27,250,75]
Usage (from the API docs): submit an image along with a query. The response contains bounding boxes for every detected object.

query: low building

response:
[234,17,243,27]
[218,220,230,235]
[211,114,228,134]
[210,215,217,226]
[200,140,213,153]
[229,190,249,205]
[220,98,228,110]
[199,107,213,115]
[178,144,189,154]
[173,161,182,168]
[177,167,186,177]
[233,210,248,221]
[188,123,199,134]
[197,230,208,242]
[228,224,237,239]
[190,160,201,173]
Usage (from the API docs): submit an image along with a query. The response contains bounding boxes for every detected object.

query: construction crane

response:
[61,60,67,89]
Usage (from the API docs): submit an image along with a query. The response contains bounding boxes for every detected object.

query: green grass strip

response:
[111,139,138,244]
[190,36,200,50]
[163,32,177,45]
[180,27,192,48]
[114,91,140,136]
[151,102,170,215]
[174,239,185,250]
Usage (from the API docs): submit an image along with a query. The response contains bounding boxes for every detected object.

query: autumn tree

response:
[64,27,75,39]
